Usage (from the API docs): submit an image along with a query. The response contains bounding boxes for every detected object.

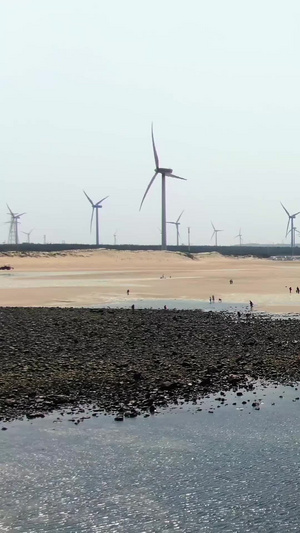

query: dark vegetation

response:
[0,243,299,258]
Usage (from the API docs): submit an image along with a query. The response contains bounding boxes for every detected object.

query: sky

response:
[2,0,300,246]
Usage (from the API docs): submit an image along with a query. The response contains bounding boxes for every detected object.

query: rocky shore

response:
[1,307,300,422]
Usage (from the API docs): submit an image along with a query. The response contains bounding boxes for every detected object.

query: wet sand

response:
[0,250,300,313]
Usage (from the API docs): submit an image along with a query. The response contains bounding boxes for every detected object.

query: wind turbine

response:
[211,221,223,247]
[83,191,109,246]
[187,226,191,251]
[6,204,25,245]
[235,228,242,246]
[281,202,300,249]
[113,230,117,246]
[167,210,184,247]
[22,229,34,243]
[140,124,187,250]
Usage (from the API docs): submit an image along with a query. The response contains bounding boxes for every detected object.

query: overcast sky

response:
[2,1,300,246]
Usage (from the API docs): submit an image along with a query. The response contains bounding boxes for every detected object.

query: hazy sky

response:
[2,0,300,245]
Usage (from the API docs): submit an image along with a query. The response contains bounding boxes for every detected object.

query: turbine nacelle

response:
[156,167,173,175]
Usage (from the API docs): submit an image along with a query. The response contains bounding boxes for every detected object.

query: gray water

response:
[103,298,247,313]
[2,384,300,532]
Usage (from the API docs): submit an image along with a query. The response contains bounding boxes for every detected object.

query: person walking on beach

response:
[296,287,299,294]
[289,287,292,294]
[249,300,253,310]
[127,289,130,295]
[209,296,212,303]
[212,295,215,303]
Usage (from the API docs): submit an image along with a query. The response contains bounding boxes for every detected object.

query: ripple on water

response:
[1,384,300,532]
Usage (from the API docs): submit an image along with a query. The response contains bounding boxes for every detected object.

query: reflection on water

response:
[106,298,247,312]
[2,384,300,532]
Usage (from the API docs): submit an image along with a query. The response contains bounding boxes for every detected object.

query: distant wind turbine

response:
[7,204,26,245]
[140,124,187,250]
[281,202,300,249]
[83,190,109,246]
[22,229,34,243]
[235,228,242,246]
[113,230,117,246]
[167,210,184,247]
[211,221,223,247]
[187,226,191,251]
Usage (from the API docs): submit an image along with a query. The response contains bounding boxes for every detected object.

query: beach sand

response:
[0,249,300,313]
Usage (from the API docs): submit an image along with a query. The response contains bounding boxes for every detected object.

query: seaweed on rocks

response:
[1,307,300,421]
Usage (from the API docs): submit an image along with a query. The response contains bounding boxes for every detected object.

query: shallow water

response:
[2,384,300,532]
[105,298,247,313]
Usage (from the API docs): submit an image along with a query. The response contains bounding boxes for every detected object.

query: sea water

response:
[1,384,300,532]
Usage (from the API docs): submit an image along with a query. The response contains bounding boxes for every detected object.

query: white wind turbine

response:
[167,210,184,246]
[235,228,242,246]
[140,124,187,250]
[281,202,300,249]
[211,221,223,247]
[83,191,109,245]
[7,204,26,245]
[22,229,34,243]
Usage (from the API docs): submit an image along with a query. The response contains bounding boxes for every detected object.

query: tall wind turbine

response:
[167,210,184,247]
[211,221,223,247]
[83,191,109,246]
[281,202,300,249]
[22,229,34,243]
[235,228,242,246]
[7,204,25,245]
[140,124,187,250]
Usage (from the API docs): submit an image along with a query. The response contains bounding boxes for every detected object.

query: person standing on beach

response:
[212,295,215,303]
[249,300,253,310]
[289,287,292,293]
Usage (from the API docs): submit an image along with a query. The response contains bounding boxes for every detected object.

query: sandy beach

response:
[0,250,300,313]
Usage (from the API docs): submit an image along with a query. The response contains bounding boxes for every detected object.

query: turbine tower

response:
[187,226,191,251]
[83,191,109,246]
[113,230,117,246]
[140,124,187,250]
[167,210,184,247]
[22,229,34,243]
[235,228,242,246]
[211,221,223,247]
[7,204,25,245]
[281,202,300,249]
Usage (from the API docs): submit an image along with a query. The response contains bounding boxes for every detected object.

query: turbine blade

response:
[292,211,300,217]
[17,212,26,217]
[211,221,216,231]
[169,174,186,180]
[96,196,109,206]
[286,218,290,237]
[90,207,95,232]
[211,232,215,240]
[139,172,158,210]
[281,202,290,217]
[151,123,159,169]
[83,190,94,206]
[176,210,184,223]
[6,204,13,215]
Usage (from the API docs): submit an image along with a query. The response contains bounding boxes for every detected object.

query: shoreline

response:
[1,307,300,422]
